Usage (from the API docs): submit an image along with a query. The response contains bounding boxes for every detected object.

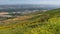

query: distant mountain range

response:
[0,4,60,12]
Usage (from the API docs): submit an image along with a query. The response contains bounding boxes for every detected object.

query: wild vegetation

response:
[0,8,60,34]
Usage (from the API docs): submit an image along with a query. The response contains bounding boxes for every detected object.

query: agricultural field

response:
[0,8,60,34]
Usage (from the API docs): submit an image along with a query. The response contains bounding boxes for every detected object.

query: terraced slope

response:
[0,8,60,34]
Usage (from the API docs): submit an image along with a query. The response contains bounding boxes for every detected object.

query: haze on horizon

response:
[0,0,60,5]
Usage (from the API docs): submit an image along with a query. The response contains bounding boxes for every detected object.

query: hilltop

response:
[0,8,60,34]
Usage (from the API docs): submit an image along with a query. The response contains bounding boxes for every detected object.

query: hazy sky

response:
[0,0,60,5]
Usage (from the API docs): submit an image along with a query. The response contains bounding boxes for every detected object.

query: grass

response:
[0,8,60,34]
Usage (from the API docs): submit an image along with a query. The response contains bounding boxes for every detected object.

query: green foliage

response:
[0,8,60,34]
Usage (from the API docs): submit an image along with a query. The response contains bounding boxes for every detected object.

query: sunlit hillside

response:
[0,8,60,34]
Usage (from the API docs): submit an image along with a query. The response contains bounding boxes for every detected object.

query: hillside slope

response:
[0,8,60,34]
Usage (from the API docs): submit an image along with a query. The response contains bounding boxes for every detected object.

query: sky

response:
[0,0,60,5]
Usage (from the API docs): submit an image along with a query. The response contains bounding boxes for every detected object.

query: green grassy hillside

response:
[0,8,60,34]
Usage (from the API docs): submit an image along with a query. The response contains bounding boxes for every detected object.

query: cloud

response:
[0,0,60,5]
